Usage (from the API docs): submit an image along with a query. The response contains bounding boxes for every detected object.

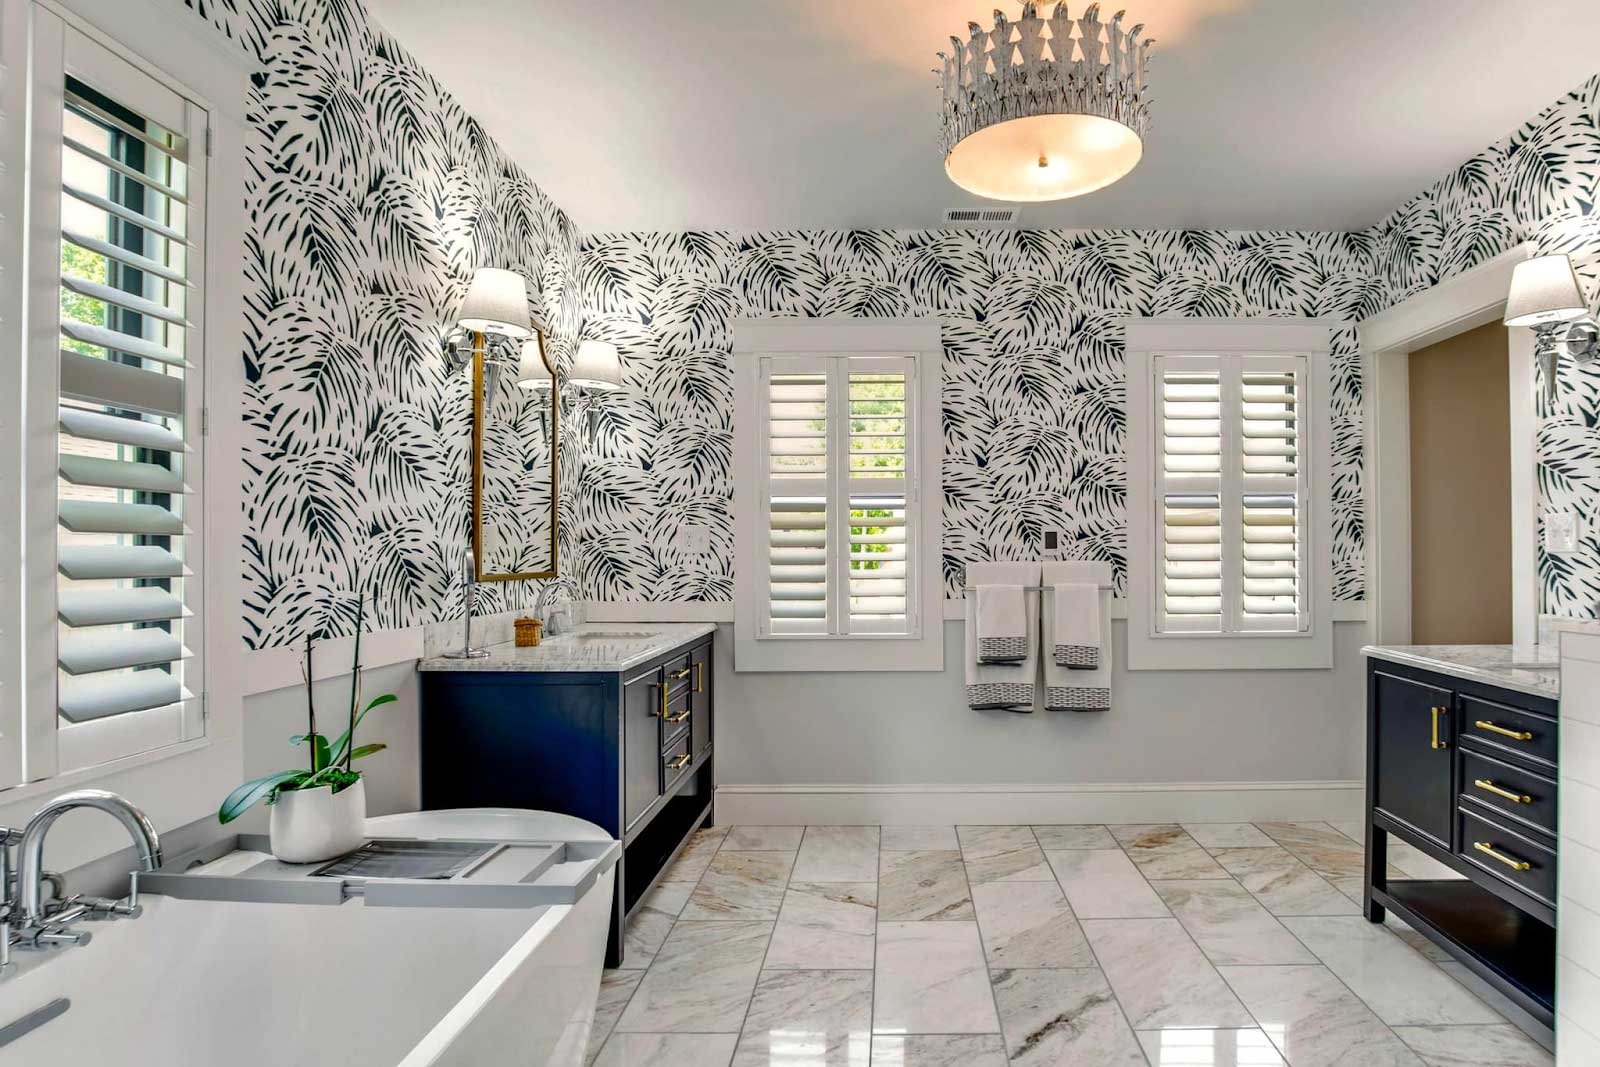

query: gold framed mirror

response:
[472,331,558,581]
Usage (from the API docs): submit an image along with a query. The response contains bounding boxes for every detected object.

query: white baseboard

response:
[714,780,1364,826]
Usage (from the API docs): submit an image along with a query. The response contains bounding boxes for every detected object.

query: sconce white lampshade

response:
[570,340,622,392]
[458,267,533,339]
[515,338,553,391]
[1505,254,1589,327]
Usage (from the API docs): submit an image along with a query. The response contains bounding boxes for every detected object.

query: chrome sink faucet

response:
[2,789,161,976]
[534,578,579,637]
[442,548,490,660]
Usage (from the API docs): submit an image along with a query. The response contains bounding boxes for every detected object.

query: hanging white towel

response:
[1042,561,1112,712]
[965,562,1041,712]
[976,584,1027,663]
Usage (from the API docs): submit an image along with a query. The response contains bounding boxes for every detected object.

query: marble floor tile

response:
[662,827,728,883]
[1045,849,1169,919]
[615,921,772,1033]
[1436,962,1548,1037]
[970,879,1094,968]
[867,1034,1007,1067]
[1137,1027,1286,1066]
[1151,879,1317,966]
[588,970,645,1064]
[1329,818,1366,843]
[1258,821,1385,880]
[1219,964,1427,1067]
[957,825,1054,883]
[793,826,881,882]
[1111,824,1230,879]
[873,921,999,1035]
[880,825,958,851]
[1182,822,1276,850]
[724,825,806,851]
[1388,917,1454,962]
[1282,916,1504,1025]
[1031,824,1117,849]
[765,881,878,970]
[1080,918,1254,1030]
[682,850,796,921]
[1389,838,1468,881]
[621,881,695,969]
[732,969,873,1067]
[1392,1024,1555,1066]
[878,850,974,921]
[990,967,1147,1066]
[1210,846,1358,916]
[592,1032,739,1067]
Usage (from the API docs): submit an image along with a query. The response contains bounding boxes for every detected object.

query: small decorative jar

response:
[514,615,542,647]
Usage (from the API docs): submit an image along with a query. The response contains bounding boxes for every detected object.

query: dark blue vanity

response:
[418,624,716,966]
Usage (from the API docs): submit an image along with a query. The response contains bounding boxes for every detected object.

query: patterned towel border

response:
[977,636,1028,663]
[1053,644,1099,669]
[966,682,1035,712]
[1045,686,1110,712]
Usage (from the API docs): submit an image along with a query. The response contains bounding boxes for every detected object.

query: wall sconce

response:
[569,340,622,441]
[515,335,554,442]
[443,267,533,384]
[1503,253,1600,402]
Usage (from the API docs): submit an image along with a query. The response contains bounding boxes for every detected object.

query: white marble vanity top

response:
[417,622,716,673]
[1361,643,1560,700]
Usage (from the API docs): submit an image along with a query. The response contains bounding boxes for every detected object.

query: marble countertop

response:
[1361,643,1560,700]
[417,622,716,673]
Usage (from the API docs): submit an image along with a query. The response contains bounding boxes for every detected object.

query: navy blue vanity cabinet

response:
[1364,655,1557,1029]
[419,633,715,967]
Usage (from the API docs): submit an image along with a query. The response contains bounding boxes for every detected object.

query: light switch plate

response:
[680,522,712,555]
[1545,511,1581,555]
[1042,527,1065,558]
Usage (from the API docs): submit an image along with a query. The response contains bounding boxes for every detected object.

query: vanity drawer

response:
[1459,694,1557,771]
[1460,748,1557,836]
[662,734,692,790]
[663,655,694,697]
[1457,806,1556,908]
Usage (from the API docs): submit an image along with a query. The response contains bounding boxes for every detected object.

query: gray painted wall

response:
[710,620,1368,787]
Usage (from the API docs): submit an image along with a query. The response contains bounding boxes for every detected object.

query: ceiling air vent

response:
[942,207,1021,226]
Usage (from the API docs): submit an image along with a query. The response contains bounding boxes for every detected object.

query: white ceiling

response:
[369,0,1600,234]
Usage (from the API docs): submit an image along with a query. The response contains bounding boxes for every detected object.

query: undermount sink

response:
[566,629,658,640]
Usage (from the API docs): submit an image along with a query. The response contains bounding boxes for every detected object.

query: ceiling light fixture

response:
[938,3,1151,203]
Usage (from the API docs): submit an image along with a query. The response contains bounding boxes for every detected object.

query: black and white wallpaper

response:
[576,229,1378,603]
[179,0,582,648]
[1372,73,1600,616]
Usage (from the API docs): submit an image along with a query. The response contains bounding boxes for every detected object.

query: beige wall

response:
[1408,321,1513,644]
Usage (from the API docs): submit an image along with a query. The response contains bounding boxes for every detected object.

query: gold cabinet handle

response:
[1475,720,1534,742]
[670,667,691,681]
[693,661,704,694]
[1430,706,1448,750]
[1473,778,1532,804]
[665,709,690,725]
[666,753,691,771]
[1473,841,1531,872]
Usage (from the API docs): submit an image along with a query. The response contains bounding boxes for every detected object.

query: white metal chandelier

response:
[938,3,1152,202]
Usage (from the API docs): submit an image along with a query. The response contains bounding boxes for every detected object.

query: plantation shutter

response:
[33,29,209,777]
[1155,355,1306,635]
[760,356,918,639]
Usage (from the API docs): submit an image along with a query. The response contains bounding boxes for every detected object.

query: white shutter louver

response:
[1159,366,1223,630]
[1240,369,1303,631]
[51,72,201,753]
[760,357,918,640]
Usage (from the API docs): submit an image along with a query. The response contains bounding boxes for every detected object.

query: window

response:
[1124,319,1333,670]
[1,16,210,789]
[733,320,943,672]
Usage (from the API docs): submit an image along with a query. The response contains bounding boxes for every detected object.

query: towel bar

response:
[960,584,1111,592]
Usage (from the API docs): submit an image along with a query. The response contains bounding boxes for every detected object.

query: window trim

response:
[1124,318,1336,671]
[0,0,248,869]
[732,319,944,672]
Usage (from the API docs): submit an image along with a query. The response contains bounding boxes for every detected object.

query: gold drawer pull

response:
[665,709,690,724]
[1474,779,1532,804]
[666,753,691,771]
[1430,706,1448,750]
[670,667,692,680]
[1473,841,1531,872]
[1475,720,1533,741]
[693,661,704,694]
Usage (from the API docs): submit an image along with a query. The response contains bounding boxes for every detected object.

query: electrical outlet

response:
[1042,527,1065,558]
[680,522,712,555]
[1545,512,1581,555]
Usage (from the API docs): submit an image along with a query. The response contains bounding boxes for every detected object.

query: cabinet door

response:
[690,641,713,759]
[1371,670,1455,848]
[623,669,663,830]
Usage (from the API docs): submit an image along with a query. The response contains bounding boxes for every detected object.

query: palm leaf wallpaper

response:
[181,0,581,648]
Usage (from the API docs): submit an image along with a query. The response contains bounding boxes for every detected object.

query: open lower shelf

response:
[1376,878,1554,1026]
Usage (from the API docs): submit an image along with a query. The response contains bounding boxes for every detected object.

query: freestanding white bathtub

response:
[0,807,616,1066]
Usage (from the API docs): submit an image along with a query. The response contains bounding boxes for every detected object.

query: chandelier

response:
[938,3,1152,202]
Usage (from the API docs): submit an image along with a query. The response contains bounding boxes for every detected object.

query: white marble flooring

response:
[586,821,1554,1067]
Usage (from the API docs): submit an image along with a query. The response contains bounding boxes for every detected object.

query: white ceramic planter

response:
[269,778,367,863]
